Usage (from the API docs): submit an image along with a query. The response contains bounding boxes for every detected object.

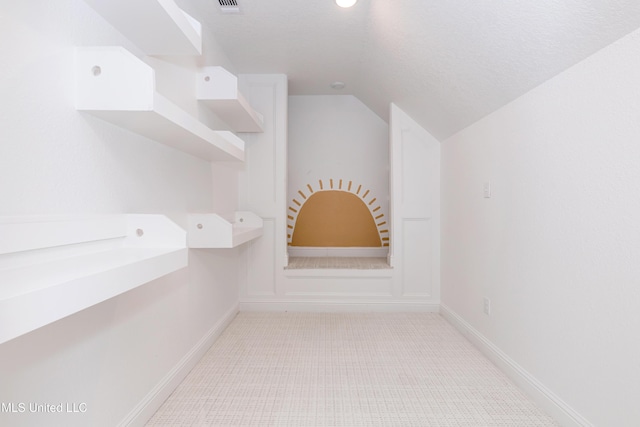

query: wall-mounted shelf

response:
[83,0,202,56]
[76,47,244,162]
[187,212,263,248]
[0,215,187,345]
[197,67,264,132]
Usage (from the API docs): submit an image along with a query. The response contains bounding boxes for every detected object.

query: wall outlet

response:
[483,297,491,315]
[483,182,491,198]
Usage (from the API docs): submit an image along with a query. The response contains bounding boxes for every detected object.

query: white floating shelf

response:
[0,214,187,345]
[197,67,264,132]
[83,0,202,55]
[188,212,263,248]
[76,47,244,162]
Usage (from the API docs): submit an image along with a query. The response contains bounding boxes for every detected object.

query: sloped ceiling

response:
[178,0,640,140]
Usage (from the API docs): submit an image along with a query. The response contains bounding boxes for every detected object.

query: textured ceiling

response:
[177,0,640,140]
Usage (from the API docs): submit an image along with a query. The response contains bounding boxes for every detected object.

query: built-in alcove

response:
[287,95,390,269]
[239,78,437,307]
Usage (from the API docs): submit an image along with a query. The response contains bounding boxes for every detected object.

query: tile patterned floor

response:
[286,257,391,269]
[147,313,558,426]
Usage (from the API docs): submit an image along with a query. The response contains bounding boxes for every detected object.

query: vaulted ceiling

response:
[177,0,640,140]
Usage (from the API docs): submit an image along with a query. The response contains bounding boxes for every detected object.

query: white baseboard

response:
[240,300,440,313]
[288,247,389,258]
[119,303,239,427]
[440,304,592,427]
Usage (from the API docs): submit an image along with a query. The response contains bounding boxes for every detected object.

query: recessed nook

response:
[287,95,391,270]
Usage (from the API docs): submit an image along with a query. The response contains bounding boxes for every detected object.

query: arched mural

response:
[287,179,389,247]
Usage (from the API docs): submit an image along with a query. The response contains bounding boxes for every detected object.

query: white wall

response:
[0,1,239,426]
[287,95,389,248]
[389,104,441,305]
[441,27,640,427]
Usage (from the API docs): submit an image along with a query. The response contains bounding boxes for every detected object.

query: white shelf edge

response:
[231,226,265,247]
[187,212,264,248]
[76,47,244,162]
[0,214,187,345]
[83,0,202,55]
[197,67,265,133]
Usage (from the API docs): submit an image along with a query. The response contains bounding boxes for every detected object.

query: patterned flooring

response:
[286,257,391,269]
[146,313,558,426]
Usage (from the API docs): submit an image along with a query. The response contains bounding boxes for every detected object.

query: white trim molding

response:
[283,268,393,278]
[119,303,239,427]
[240,300,440,313]
[440,304,593,427]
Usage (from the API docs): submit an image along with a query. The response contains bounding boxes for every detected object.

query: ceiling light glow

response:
[336,0,357,8]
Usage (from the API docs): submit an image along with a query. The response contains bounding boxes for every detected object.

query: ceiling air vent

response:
[218,0,241,14]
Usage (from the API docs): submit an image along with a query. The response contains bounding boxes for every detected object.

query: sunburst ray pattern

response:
[287,179,388,247]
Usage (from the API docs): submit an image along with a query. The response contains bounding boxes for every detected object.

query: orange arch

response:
[291,191,381,247]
